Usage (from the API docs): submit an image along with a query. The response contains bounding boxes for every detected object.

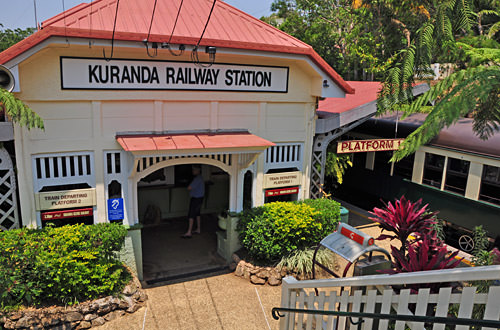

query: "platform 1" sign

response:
[337,138,405,154]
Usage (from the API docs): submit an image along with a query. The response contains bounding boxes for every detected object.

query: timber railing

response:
[275,265,500,330]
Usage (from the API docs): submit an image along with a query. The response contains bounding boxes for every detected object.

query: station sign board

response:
[41,208,93,221]
[263,171,302,189]
[337,138,405,154]
[60,57,289,93]
[35,188,96,211]
[265,186,299,197]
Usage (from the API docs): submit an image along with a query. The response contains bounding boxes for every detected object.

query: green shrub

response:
[0,223,130,309]
[239,200,340,263]
[299,198,340,235]
[277,248,336,278]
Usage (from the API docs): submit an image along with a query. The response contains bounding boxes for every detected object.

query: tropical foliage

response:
[369,196,438,254]
[263,0,434,80]
[0,25,35,52]
[277,247,336,278]
[370,196,461,280]
[324,152,353,185]
[239,199,340,263]
[0,24,43,130]
[377,0,500,160]
[0,89,44,129]
[0,223,129,308]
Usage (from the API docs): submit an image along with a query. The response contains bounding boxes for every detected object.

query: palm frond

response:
[0,89,44,130]
[487,21,500,39]
[392,66,500,161]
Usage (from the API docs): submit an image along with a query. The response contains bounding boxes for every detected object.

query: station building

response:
[0,0,358,280]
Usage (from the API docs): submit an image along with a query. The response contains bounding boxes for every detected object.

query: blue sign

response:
[107,198,124,221]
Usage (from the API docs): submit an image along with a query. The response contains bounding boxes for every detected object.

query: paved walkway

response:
[96,273,281,330]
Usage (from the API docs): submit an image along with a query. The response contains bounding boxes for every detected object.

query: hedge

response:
[0,223,129,309]
[239,199,341,263]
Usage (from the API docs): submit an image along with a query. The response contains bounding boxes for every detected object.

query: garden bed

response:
[0,277,147,330]
[234,199,342,285]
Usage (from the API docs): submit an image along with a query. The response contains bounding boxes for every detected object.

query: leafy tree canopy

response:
[0,24,35,52]
[262,0,438,80]
[0,24,43,130]
[378,0,500,160]
[264,0,500,161]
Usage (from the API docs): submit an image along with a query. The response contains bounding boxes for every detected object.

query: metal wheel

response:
[458,234,475,252]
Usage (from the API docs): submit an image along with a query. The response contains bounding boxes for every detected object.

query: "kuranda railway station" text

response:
[88,64,273,87]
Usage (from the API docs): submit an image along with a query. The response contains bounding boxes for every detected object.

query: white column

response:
[412,151,426,184]
[229,165,238,212]
[92,101,106,223]
[94,151,106,223]
[14,125,38,228]
[302,103,316,200]
[366,152,375,170]
[465,162,483,200]
[254,154,265,206]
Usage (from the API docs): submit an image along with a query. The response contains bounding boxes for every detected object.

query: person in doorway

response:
[182,165,205,238]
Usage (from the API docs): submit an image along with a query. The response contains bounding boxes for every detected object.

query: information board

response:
[107,198,124,221]
[35,188,96,211]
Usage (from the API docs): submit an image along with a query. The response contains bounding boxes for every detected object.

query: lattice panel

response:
[310,151,323,199]
[0,148,18,230]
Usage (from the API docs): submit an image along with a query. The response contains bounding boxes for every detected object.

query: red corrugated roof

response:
[0,0,354,94]
[116,132,275,152]
[317,81,382,117]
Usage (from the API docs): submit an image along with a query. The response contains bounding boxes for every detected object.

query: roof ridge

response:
[41,1,108,28]
[214,0,312,49]
[0,0,354,94]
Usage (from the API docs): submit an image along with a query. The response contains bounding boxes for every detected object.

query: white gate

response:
[0,147,19,230]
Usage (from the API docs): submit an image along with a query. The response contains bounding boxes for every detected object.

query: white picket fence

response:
[277,265,500,330]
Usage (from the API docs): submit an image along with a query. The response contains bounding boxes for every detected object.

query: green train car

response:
[334,113,500,252]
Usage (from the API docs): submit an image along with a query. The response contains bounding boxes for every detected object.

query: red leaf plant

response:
[370,196,463,293]
[369,196,438,255]
[383,236,463,292]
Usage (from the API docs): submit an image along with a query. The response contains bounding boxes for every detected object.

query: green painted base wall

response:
[119,227,143,281]
[336,168,500,238]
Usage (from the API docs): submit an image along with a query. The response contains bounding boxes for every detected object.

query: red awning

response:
[116,132,275,152]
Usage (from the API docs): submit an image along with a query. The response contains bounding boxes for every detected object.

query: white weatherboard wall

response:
[12,44,327,227]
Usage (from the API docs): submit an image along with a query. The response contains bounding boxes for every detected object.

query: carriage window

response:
[393,154,415,180]
[444,158,470,195]
[353,152,367,169]
[374,151,393,174]
[479,165,500,205]
[423,153,445,188]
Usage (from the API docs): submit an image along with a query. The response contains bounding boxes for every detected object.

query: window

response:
[374,151,392,174]
[353,152,367,169]
[108,180,122,199]
[32,152,95,192]
[106,152,121,174]
[264,143,303,171]
[444,158,470,195]
[393,154,415,180]
[423,153,445,188]
[479,165,500,205]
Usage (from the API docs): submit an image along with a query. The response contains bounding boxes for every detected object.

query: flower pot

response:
[218,215,228,230]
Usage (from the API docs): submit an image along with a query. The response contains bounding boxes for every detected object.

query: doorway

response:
[138,164,230,284]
